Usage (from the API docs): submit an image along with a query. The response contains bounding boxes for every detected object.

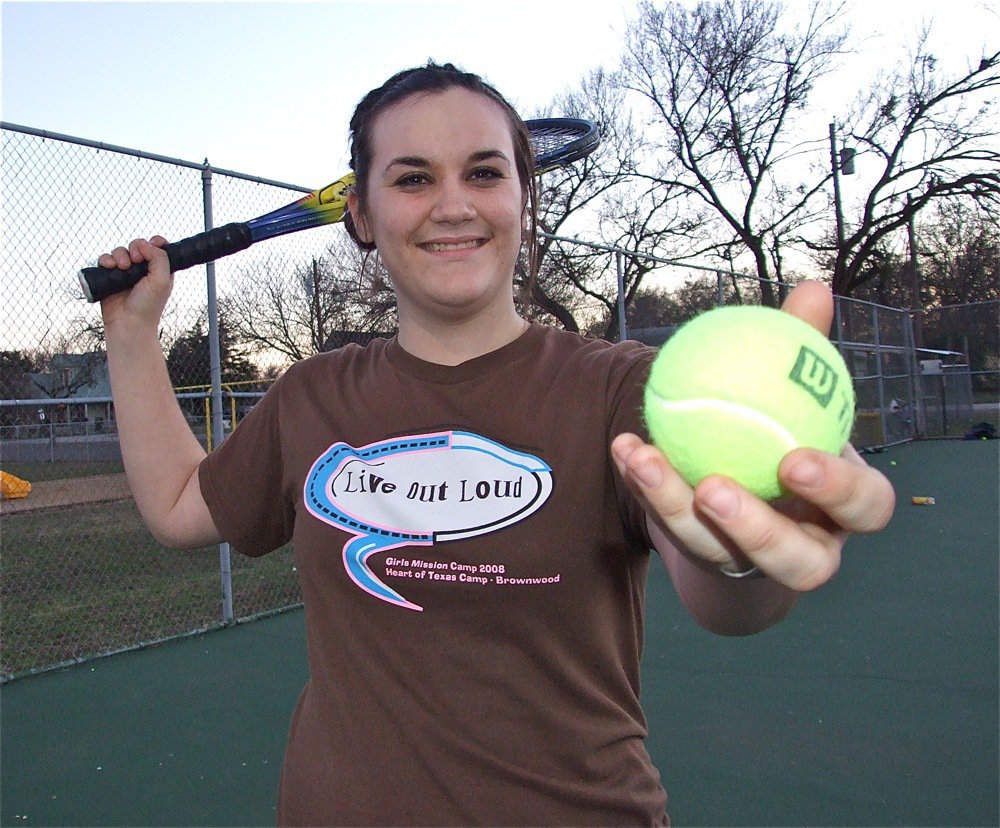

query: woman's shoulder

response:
[530,323,655,368]
[278,336,395,382]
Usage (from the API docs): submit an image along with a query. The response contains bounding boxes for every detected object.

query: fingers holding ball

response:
[643,304,855,502]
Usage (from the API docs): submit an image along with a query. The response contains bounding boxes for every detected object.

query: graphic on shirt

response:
[304,431,553,611]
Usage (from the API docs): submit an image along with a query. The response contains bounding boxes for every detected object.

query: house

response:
[22,352,114,429]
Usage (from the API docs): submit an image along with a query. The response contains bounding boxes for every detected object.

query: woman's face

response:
[349,87,526,326]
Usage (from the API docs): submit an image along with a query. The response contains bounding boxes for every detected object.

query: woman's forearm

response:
[649,515,799,636]
[105,317,219,548]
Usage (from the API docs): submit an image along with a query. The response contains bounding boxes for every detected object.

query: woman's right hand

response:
[97,235,173,329]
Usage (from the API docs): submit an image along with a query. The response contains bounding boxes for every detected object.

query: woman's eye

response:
[469,167,504,183]
[395,173,430,188]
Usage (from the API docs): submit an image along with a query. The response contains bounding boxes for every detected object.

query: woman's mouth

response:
[421,239,487,253]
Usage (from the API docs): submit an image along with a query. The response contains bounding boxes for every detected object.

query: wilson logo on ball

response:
[789,346,840,408]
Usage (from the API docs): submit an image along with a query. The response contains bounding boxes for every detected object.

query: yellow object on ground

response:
[1,471,32,500]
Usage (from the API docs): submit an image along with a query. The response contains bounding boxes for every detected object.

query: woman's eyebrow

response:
[383,155,430,173]
[469,149,511,165]
[383,149,511,174]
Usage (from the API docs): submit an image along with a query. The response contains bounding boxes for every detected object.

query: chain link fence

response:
[542,236,998,448]
[2,123,997,679]
[1,124,344,679]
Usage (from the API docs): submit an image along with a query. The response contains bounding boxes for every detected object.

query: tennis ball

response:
[643,305,855,501]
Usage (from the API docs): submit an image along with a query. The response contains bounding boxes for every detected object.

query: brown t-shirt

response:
[199,323,668,826]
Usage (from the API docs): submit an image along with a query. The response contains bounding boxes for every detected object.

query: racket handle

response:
[78,223,253,302]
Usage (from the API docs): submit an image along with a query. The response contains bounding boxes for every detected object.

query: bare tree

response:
[619,0,850,306]
[918,200,999,306]
[525,69,639,332]
[165,312,259,387]
[821,42,1000,295]
[527,68,697,337]
[222,234,396,365]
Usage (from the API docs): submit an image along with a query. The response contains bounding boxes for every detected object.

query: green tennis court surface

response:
[2,440,997,826]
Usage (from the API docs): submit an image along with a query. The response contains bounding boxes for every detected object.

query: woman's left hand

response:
[611,282,896,592]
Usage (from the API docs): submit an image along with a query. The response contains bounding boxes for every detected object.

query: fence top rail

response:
[542,232,745,278]
[917,299,1000,312]
[541,233,944,316]
[0,397,115,407]
[1,121,313,194]
[0,390,266,406]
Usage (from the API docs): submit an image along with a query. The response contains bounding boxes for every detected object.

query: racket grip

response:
[78,223,253,302]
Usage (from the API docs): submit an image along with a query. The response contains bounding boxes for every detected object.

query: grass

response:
[1,498,300,678]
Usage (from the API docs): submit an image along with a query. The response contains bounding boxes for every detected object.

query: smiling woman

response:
[92,59,895,827]
[346,84,530,363]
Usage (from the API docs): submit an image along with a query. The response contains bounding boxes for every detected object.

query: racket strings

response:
[529,122,600,170]
[531,127,588,153]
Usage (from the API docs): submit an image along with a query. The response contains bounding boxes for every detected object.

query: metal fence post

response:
[905,308,925,438]
[871,303,890,445]
[201,161,234,624]
[616,252,627,341]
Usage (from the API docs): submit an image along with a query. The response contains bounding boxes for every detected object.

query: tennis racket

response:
[79,117,599,302]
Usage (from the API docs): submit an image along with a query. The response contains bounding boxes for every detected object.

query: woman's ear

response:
[347,190,374,245]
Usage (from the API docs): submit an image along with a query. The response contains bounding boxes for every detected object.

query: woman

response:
[97,62,895,826]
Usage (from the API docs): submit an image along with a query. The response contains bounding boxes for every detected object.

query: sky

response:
[1,0,640,186]
[3,0,997,190]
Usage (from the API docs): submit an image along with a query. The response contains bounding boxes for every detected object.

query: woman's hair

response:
[344,61,539,281]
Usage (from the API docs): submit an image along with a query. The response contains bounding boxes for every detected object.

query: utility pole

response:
[828,121,855,292]
[829,122,846,252]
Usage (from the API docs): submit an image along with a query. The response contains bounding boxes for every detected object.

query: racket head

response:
[527,118,601,172]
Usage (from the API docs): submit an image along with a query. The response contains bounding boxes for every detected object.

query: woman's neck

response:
[396,306,529,366]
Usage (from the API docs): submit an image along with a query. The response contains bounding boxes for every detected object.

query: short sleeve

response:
[605,341,656,549]
[198,378,296,557]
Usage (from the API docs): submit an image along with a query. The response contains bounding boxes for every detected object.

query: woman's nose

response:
[429,178,477,224]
